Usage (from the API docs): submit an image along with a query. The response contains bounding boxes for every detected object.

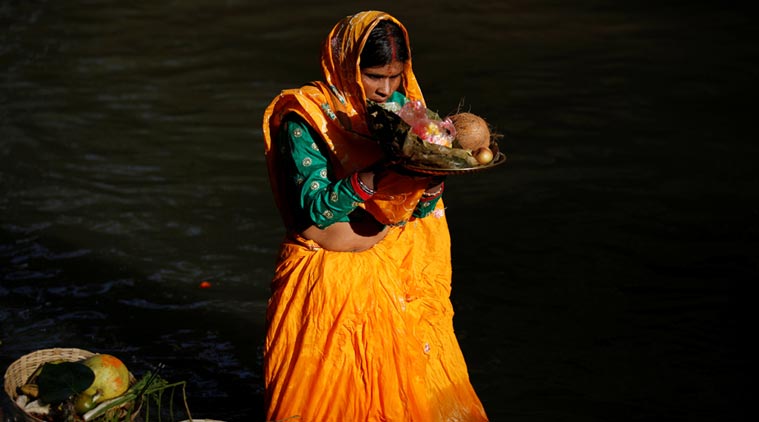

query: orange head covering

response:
[263,11,431,227]
[320,11,424,125]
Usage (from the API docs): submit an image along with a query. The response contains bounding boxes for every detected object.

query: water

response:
[1,1,756,421]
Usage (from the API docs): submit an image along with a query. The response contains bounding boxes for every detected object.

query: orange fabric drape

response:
[261,10,488,421]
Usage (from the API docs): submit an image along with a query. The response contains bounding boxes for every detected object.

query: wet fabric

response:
[265,217,488,421]
[261,10,488,421]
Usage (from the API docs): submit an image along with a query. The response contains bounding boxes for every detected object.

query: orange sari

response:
[262,11,488,421]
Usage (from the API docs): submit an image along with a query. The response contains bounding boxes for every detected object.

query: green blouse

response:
[276,92,443,229]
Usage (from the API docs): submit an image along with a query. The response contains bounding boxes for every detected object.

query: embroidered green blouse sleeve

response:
[413,188,443,218]
[279,117,364,229]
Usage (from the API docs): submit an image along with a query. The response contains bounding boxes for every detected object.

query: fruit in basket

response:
[450,112,491,151]
[82,354,130,398]
[74,391,97,413]
[75,354,130,410]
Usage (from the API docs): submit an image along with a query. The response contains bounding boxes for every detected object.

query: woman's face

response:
[360,60,404,103]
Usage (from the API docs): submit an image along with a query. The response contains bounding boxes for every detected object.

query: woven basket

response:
[4,347,139,422]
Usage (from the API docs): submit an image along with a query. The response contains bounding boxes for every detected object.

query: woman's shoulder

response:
[273,83,328,104]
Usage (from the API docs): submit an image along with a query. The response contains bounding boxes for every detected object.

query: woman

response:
[262,11,488,421]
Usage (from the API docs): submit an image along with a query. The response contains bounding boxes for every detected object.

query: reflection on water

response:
[1,1,755,420]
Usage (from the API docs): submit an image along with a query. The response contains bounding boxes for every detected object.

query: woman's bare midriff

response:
[301,219,388,252]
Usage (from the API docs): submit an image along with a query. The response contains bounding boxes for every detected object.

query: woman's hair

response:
[359,19,409,69]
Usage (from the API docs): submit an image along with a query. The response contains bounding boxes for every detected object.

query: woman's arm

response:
[278,116,373,229]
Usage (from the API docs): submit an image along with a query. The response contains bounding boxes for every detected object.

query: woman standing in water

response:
[261,10,488,421]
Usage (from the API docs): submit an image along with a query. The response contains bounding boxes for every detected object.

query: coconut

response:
[450,112,491,151]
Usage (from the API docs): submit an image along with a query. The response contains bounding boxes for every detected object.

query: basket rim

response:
[4,347,137,422]
[5,348,96,396]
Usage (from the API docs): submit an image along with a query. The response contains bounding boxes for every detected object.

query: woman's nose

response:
[377,78,391,95]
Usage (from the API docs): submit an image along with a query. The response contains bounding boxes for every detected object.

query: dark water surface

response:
[1,1,756,421]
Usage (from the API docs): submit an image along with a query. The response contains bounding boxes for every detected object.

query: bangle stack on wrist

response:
[351,172,376,200]
[357,176,376,196]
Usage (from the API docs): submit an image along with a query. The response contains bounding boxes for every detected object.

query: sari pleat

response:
[265,203,488,421]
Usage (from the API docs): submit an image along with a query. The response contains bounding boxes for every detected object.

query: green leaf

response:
[37,361,95,404]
